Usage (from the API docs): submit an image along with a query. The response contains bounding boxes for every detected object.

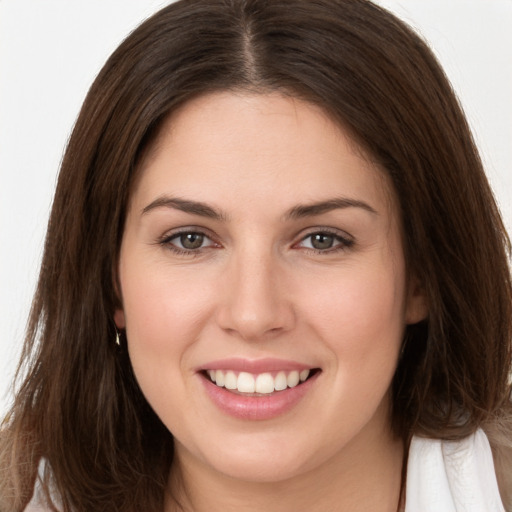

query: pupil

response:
[312,233,334,250]
[181,233,203,249]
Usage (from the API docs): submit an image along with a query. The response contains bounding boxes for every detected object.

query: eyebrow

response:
[285,198,378,219]
[141,196,378,221]
[142,196,228,221]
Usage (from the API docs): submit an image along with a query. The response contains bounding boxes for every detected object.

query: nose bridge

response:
[217,241,293,340]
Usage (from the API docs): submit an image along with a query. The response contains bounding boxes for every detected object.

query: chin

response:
[185,429,332,484]
[212,453,313,484]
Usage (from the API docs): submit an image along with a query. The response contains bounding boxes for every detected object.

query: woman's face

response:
[115,92,426,483]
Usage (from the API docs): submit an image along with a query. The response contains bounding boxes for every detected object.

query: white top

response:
[405,429,505,511]
[26,430,505,511]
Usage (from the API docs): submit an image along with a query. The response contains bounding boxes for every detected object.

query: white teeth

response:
[255,373,274,394]
[215,370,225,387]
[274,371,288,391]
[299,369,310,382]
[224,370,237,390]
[207,368,313,394]
[237,372,255,393]
[287,370,300,388]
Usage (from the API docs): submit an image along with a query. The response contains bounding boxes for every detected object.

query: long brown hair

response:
[2,1,511,511]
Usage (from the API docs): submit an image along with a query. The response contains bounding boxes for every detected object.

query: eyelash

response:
[158,228,354,256]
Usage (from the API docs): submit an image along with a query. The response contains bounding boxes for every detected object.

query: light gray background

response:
[1,0,511,415]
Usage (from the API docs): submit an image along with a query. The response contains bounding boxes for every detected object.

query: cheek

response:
[119,260,216,383]
[301,264,407,430]
[122,260,211,333]
[119,264,219,428]
[301,261,406,362]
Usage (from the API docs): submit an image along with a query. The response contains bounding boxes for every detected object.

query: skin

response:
[115,91,427,512]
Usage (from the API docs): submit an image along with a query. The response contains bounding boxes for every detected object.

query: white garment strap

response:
[405,429,505,512]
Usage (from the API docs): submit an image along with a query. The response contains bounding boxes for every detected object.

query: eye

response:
[174,232,207,250]
[160,230,219,253]
[297,231,354,252]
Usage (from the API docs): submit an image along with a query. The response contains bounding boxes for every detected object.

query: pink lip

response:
[198,357,313,373]
[198,364,320,421]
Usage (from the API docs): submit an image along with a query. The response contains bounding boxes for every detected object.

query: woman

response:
[1,1,511,511]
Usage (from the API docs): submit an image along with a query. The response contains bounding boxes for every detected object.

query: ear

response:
[405,276,428,325]
[114,308,126,329]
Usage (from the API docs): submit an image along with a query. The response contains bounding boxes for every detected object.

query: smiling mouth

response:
[202,368,321,395]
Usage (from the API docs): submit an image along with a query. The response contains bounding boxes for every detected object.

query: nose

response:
[216,247,295,342]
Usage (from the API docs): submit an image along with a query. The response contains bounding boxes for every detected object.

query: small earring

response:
[114,326,121,347]
[399,333,410,360]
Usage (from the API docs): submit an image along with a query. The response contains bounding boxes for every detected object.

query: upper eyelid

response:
[295,226,354,242]
[160,226,217,241]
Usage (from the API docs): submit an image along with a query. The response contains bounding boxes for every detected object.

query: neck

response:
[165,424,404,512]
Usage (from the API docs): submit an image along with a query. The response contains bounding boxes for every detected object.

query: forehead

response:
[144,91,370,167]
[131,91,396,218]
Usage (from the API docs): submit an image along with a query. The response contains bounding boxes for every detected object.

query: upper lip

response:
[197,357,316,374]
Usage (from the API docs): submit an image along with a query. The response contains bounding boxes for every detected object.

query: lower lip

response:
[200,372,320,421]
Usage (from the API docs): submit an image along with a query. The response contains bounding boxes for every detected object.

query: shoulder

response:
[23,483,56,512]
[24,501,53,512]
[23,460,61,512]
[24,488,60,512]
[405,429,506,512]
